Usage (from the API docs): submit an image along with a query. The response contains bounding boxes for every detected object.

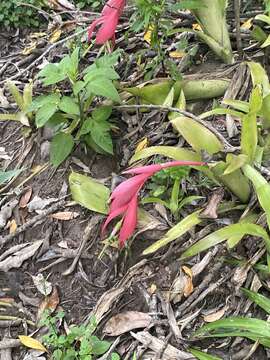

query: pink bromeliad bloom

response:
[102,161,205,247]
[88,0,125,45]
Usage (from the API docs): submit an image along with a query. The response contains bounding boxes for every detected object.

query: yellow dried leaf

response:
[169,51,186,59]
[49,29,62,43]
[30,32,47,39]
[51,211,79,220]
[241,18,253,30]
[149,283,157,294]
[144,25,154,44]
[9,219,17,234]
[192,23,202,31]
[22,42,37,56]
[182,265,193,278]
[19,336,47,352]
[135,138,148,153]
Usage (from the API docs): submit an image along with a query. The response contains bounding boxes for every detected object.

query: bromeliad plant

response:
[126,61,270,258]
[102,160,204,247]
[25,48,121,166]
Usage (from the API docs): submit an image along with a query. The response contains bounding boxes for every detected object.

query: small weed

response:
[40,310,120,360]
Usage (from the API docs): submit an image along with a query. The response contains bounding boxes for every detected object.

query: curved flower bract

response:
[102,161,205,247]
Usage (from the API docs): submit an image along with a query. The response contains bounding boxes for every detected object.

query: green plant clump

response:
[40,311,120,360]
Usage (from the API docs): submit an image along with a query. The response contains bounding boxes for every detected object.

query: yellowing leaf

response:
[192,23,202,31]
[144,25,154,44]
[22,42,37,56]
[49,29,62,43]
[182,265,193,278]
[241,18,253,30]
[9,219,17,234]
[135,138,148,153]
[19,336,47,352]
[169,51,186,59]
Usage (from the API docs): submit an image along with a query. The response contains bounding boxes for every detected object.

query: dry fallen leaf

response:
[51,211,79,221]
[182,266,193,297]
[27,196,58,213]
[19,188,32,208]
[8,219,17,234]
[0,199,18,229]
[22,42,37,56]
[32,274,52,296]
[103,311,152,336]
[0,241,43,272]
[203,306,227,322]
[169,51,186,59]
[37,287,60,322]
[19,336,47,353]
[49,29,62,43]
[192,23,202,31]
[241,18,253,30]
[144,25,154,44]
[135,138,148,153]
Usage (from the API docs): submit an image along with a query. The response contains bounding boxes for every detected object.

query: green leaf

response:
[92,106,113,121]
[200,107,244,119]
[69,172,110,214]
[194,317,270,346]
[89,78,120,102]
[0,168,24,185]
[255,14,270,26]
[227,212,258,248]
[222,99,249,113]
[242,288,270,315]
[35,103,58,128]
[73,81,85,96]
[78,118,92,137]
[143,210,202,255]
[38,64,66,86]
[171,117,223,154]
[247,62,270,97]
[181,223,270,259]
[189,348,222,360]
[50,133,74,166]
[91,337,111,355]
[223,154,248,175]
[84,67,119,83]
[7,81,24,111]
[130,146,201,164]
[242,164,270,231]
[90,119,113,155]
[28,94,60,112]
[59,96,80,115]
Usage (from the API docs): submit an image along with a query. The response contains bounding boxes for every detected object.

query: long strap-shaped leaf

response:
[181,223,270,259]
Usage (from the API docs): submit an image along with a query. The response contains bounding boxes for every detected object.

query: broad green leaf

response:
[90,120,113,155]
[89,78,120,102]
[28,94,60,112]
[240,112,258,162]
[50,133,74,166]
[181,223,270,259]
[0,169,24,185]
[223,154,248,175]
[91,337,111,355]
[59,96,80,115]
[222,99,249,113]
[242,164,270,231]
[7,81,24,111]
[78,118,92,137]
[247,62,270,97]
[143,210,202,255]
[200,108,244,119]
[255,14,270,26]
[168,89,186,120]
[194,317,270,341]
[23,82,33,112]
[38,63,66,86]
[73,81,85,96]
[171,117,223,154]
[189,348,221,360]
[261,94,270,129]
[242,288,270,315]
[84,67,119,83]
[163,86,174,107]
[69,172,110,214]
[19,335,47,352]
[35,103,58,128]
[92,106,112,121]
[249,86,263,114]
[261,34,270,48]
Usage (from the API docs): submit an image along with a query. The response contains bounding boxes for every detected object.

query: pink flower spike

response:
[95,11,119,45]
[102,204,128,235]
[110,173,150,201]
[119,194,138,247]
[123,160,205,175]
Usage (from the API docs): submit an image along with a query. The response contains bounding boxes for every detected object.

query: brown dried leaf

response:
[103,311,152,336]
[182,266,193,297]
[37,287,60,322]
[203,306,227,322]
[51,211,79,221]
[8,219,17,234]
[19,188,32,208]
